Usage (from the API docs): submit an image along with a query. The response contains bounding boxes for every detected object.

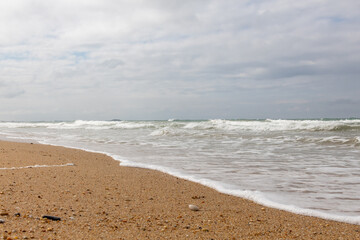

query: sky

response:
[0,0,359,121]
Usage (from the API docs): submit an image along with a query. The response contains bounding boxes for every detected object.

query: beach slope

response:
[0,141,359,239]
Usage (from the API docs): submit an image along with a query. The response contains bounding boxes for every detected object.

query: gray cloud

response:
[0,0,359,120]
[0,88,25,99]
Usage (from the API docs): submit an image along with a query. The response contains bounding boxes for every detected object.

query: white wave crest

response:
[1,119,359,132]
[182,119,360,132]
[0,120,155,130]
[150,127,173,136]
[263,119,360,131]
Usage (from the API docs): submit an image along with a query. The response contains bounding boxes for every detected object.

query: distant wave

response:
[0,120,156,130]
[0,119,359,132]
[181,119,360,132]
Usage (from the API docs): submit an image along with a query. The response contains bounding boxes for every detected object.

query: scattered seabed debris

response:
[0,163,75,170]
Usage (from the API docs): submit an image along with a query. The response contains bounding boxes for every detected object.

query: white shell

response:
[188,204,200,211]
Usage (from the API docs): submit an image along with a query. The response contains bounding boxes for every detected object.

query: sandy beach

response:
[0,140,359,239]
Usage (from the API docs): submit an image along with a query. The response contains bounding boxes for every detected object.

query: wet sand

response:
[0,140,359,239]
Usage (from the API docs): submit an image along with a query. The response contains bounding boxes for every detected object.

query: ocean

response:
[0,119,359,225]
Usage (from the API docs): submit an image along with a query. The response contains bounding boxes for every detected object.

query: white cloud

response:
[0,0,359,120]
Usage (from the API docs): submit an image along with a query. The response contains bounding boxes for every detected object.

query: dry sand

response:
[0,140,359,239]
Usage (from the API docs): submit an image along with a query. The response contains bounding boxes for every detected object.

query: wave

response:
[295,136,360,147]
[0,120,156,130]
[181,119,360,132]
[150,127,178,136]
[1,119,360,132]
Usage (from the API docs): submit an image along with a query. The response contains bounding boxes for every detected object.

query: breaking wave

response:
[1,119,359,132]
[0,120,156,130]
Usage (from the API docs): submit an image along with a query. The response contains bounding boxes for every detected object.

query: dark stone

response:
[42,215,61,221]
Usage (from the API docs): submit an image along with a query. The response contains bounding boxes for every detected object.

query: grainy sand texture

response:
[0,140,359,239]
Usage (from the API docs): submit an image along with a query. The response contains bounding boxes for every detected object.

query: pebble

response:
[42,215,61,221]
[0,218,5,223]
[189,204,200,211]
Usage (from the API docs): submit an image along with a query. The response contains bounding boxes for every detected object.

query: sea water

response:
[0,119,359,224]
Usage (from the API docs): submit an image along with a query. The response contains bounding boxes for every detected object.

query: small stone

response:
[0,219,5,223]
[189,204,200,211]
[42,215,61,221]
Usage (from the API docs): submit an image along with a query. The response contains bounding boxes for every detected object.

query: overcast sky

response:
[0,0,359,121]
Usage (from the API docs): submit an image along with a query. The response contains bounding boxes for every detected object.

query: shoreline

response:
[0,140,359,239]
[6,136,359,226]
